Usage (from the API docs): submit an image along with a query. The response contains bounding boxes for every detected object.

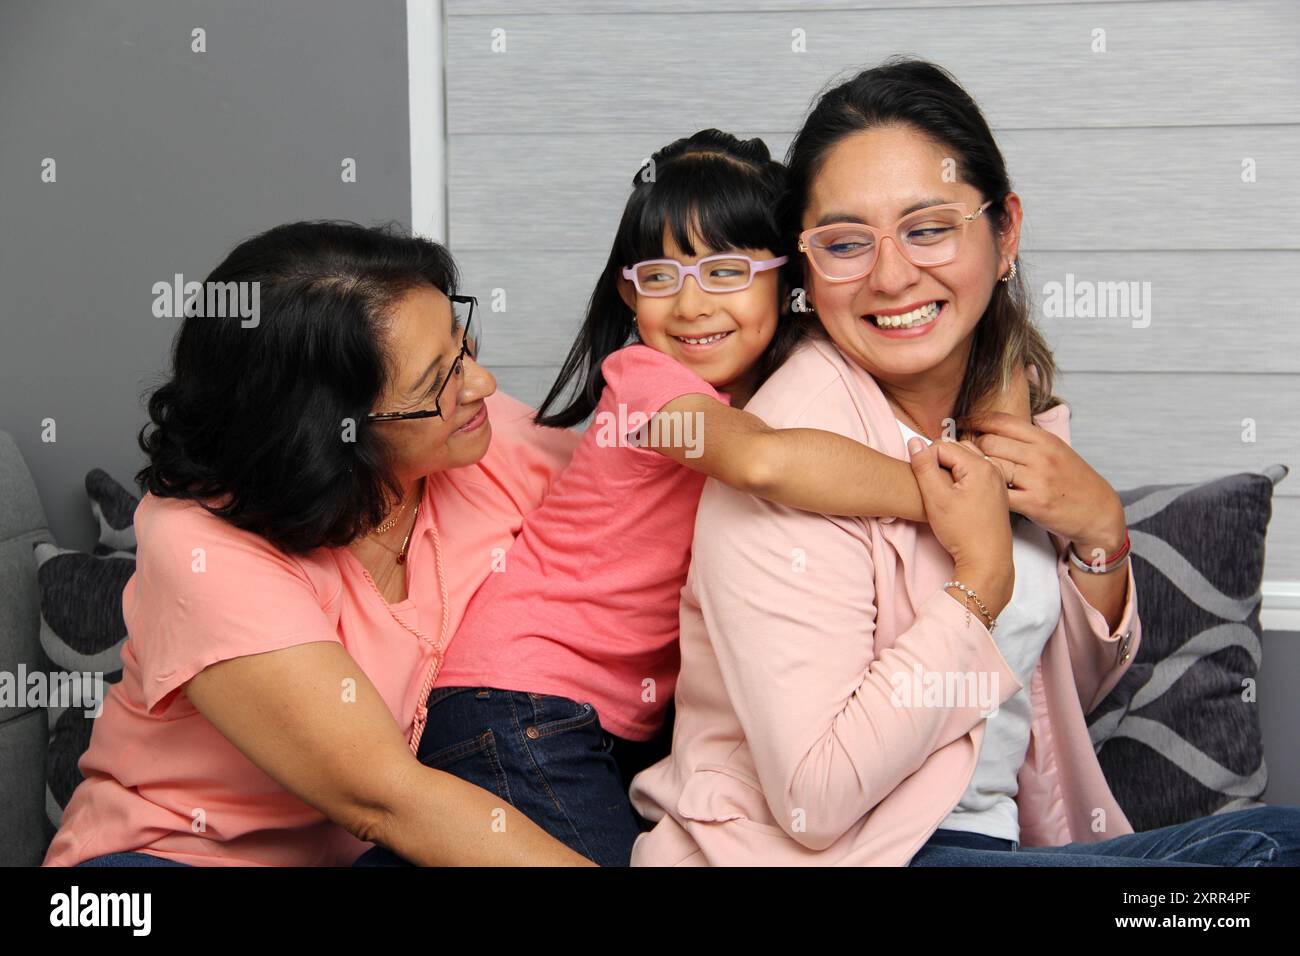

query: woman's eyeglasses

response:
[798,201,993,283]
[367,295,478,423]
[622,253,788,297]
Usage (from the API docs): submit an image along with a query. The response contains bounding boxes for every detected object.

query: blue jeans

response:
[77,852,192,867]
[909,806,1300,866]
[354,686,649,867]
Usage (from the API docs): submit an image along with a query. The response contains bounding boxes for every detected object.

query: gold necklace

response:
[368,482,423,565]
[372,499,409,535]
[887,396,932,442]
[389,499,421,564]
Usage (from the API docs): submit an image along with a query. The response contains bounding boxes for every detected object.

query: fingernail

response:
[907,438,923,454]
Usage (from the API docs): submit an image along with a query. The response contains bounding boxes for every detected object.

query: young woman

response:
[629,59,1300,866]
[358,130,1033,868]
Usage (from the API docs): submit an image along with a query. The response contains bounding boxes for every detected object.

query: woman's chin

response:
[835,322,961,378]
[836,339,941,380]
[449,419,493,466]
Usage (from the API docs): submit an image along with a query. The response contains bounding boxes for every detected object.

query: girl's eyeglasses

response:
[798,201,993,283]
[622,253,788,297]
[367,295,478,423]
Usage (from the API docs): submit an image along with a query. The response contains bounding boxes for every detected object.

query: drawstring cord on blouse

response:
[406,516,450,753]
[349,489,451,754]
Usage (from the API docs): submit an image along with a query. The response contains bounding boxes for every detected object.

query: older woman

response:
[44,221,592,866]
[629,59,1300,866]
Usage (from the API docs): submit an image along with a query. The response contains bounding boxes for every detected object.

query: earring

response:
[1000,259,1018,283]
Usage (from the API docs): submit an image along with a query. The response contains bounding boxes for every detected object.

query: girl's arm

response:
[647,364,1031,522]
[649,392,926,520]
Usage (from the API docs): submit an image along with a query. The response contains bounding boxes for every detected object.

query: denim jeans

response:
[354,686,651,867]
[77,852,192,867]
[909,806,1300,866]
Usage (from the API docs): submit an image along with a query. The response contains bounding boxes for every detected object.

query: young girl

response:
[410,130,1027,867]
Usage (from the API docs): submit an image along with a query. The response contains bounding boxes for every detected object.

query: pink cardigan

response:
[628,335,1140,866]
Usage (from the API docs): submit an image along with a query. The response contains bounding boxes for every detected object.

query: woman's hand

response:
[907,436,1015,617]
[969,411,1127,557]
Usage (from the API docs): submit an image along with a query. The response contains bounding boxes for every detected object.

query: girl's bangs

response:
[621,160,783,265]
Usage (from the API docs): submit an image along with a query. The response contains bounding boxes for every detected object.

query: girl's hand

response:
[969,411,1127,557]
[907,436,1014,614]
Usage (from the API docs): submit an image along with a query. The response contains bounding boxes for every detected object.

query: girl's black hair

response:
[137,219,459,555]
[535,129,806,428]
[778,58,1062,421]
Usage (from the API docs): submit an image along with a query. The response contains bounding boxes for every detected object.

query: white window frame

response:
[407,0,446,243]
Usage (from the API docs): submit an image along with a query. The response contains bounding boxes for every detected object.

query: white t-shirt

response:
[897,419,1061,842]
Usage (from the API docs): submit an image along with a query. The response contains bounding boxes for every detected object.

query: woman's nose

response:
[868,236,923,296]
[461,355,496,404]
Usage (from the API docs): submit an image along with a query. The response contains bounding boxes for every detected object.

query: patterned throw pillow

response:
[1087,465,1287,831]
[35,469,137,826]
[85,467,138,556]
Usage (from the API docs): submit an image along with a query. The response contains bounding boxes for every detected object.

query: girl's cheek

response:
[746,287,781,330]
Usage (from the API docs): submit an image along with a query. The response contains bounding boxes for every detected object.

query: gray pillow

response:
[1087,465,1287,831]
[36,469,136,827]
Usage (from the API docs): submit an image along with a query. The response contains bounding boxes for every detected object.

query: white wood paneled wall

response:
[414,0,1300,616]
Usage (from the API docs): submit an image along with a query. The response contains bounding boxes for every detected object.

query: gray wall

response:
[0,0,412,553]
[1260,631,1300,805]
[442,0,1300,585]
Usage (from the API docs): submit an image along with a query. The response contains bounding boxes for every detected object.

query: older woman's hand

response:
[969,411,1127,557]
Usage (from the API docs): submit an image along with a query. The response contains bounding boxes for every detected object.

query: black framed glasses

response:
[367,295,478,423]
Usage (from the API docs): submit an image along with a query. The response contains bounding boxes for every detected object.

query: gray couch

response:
[3,428,1297,866]
[1,430,56,865]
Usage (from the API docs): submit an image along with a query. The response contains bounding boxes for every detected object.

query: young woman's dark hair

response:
[535,128,806,428]
[778,58,1062,423]
[137,219,459,555]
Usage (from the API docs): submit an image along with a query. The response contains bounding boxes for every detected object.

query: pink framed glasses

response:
[798,201,993,283]
[622,253,789,297]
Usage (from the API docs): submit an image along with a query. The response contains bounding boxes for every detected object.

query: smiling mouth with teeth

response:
[867,301,943,329]
[674,331,733,345]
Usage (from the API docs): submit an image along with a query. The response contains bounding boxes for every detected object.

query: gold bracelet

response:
[943,580,998,633]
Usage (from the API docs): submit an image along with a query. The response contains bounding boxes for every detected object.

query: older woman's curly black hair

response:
[137,219,458,555]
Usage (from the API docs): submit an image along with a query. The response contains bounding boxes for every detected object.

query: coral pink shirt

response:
[42,391,579,867]
[435,345,727,741]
